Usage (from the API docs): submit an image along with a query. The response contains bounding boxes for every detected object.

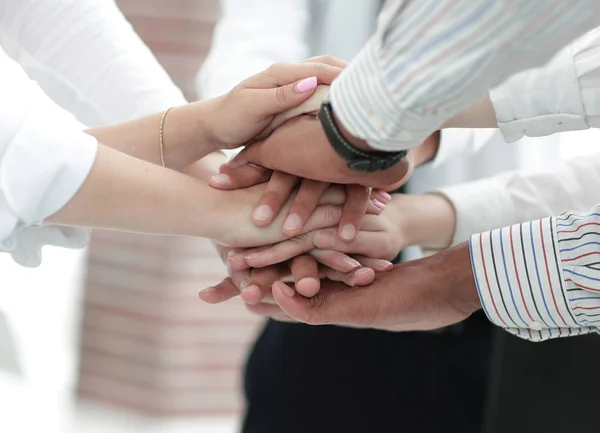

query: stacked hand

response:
[191,56,480,333]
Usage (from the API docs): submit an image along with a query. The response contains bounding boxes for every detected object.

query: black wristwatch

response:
[318,96,407,173]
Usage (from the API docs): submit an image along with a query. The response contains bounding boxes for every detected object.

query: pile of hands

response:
[191,56,480,331]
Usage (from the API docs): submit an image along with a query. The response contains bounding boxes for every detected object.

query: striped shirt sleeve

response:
[329,0,600,151]
[469,206,600,342]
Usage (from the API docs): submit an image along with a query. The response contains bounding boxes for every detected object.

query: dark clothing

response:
[242,313,493,433]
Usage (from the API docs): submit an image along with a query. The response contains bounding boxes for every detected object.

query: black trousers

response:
[242,312,493,433]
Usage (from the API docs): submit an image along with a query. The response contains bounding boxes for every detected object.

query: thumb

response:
[254,76,318,117]
[228,142,263,169]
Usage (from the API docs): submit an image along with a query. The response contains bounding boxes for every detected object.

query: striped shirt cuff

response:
[469,217,590,342]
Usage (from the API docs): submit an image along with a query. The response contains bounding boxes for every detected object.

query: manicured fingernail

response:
[199,287,215,294]
[295,76,318,93]
[340,224,356,241]
[314,230,336,248]
[373,199,386,210]
[280,283,295,297]
[378,190,392,201]
[374,260,393,270]
[211,173,230,185]
[253,205,272,222]
[283,214,302,232]
[344,257,361,269]
[242,285,261,296]
[355,268,372,277]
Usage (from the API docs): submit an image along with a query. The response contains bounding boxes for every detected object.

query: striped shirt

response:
[329,0,600,151]
[471,207,600,341]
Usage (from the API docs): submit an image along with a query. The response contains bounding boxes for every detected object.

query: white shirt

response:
[0,0,186,267]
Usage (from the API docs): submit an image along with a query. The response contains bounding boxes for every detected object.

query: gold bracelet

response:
[159,107,173,168]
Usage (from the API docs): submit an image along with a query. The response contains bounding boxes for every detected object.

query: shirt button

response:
[529,321,543,331]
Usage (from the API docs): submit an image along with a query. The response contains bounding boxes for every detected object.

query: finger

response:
[313,229,394,259]
[354,255,394,272]
[283,179,330,236]
[245,302,296,322]
[238,234,315,268]
[199,277,240,304]
[209,164,271,190]
[245,62,343,89]
[366,198,385,215]
[291,255,320,297]
[374,189,393,204]
[272,280,367,325]
[301,204,343,234]
[228,142,261,169]
[250,75,319,116]
[241,265,285,305]
[338,185,371,241]
[304,55,349,68]
[252,171,299,227]
[308,249,362,273]
[325,267,376,287]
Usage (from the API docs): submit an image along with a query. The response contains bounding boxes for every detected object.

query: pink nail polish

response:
[373,199,386,210]
[295,76,318,93]
[378,190,392,201]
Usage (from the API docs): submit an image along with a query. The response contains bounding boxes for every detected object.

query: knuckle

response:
[275,86,288,106]
[261,189,285,205]
[324,205,342,224]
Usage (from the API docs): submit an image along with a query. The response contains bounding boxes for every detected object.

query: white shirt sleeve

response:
[0,50,98,266]
[490,28,600,142]
[0,0,186,128]
[196,0,311,99]
[329,0,600,151]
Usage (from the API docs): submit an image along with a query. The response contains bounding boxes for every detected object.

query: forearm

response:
[47,145,227,240]
[86,101,220,171]
[330,0,600,151]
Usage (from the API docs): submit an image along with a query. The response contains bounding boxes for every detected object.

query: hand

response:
[204,57,347,150]
[268,243,483,331]
[212,164,389,240]
[210,181,385,249]
[200,244,388,323]
[226,192,455,270]
[224,115,412,189]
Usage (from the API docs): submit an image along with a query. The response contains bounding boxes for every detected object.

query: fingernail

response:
[253,205,272,222]
[314,230,336,248]
[298,277,319,289]
[355,268,372,277]
[283,214,302,232]
[344,257,361,269]
[280,283,295,297]
[374,260,393,270]
[242,285,261,296]
[295,76,318,93]
[199,287,215,294]
[378,190,392,201]
[340,224,356,241]
[211,173,230,185]
[373,199,386,210]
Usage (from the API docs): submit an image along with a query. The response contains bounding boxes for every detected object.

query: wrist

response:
[429,243,481,314]
[389,193,456,250]
[332,110,373,152]
[165,101,222,168]
[408,131,441,167]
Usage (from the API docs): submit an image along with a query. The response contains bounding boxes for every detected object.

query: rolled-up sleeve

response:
[491,28,600,142]
[0,52,97,265]
[329,0,600,151]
